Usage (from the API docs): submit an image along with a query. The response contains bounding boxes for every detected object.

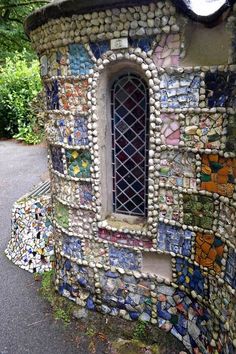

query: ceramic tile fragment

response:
[183,194,214,230]
[157,223,192,256]
[195,232,224,272]
[200,154,236,197]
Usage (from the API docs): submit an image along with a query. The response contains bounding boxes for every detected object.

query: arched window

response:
[111,73,149,217]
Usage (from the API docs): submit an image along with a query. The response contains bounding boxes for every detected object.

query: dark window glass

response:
[111,73,149,217]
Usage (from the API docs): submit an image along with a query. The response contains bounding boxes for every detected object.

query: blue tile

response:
[157,223,192,257]
[109,245,139,270]
[89,40,110,59]
[69,44,94,75]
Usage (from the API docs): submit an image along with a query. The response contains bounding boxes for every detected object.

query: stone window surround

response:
[96,60,151,228]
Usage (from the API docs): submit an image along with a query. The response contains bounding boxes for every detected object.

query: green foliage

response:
[0,52,43,142]
[13,123,43,145]
[0,0,49,62]
[132,321,148,341]
[54,308,71,324]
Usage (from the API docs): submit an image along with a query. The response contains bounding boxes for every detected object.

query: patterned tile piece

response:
[175,258,207,296]
[160,113,180,146]
[76,183,93,207]
[46,80,59,110]
[159,189,181,222]
[51,146,64,174]
[159,151,196,189]
[98,228,153,249]
[6,194,53,273]
[89,40,110,59]
[205,71,236,108]
[183,113,224,149]
[56,118,73,145]
[225,248,236,289]
[99,271,152,320]
[200,154,236,197]
[160,73,200,109]
[62,234,83,259]
[109,245,140,271]
[74,117,89,146]
[47,48,68,76]
[66,150,91,178]
[60,80,89,112]
[157,223,192,257]
[195,232,224,273]
[129,36,155,52]
[226,114,236,152]
[51,175,75,204]
[54,202,69,229]
[153,34,180,67]
[183,194,214,230]
[69,44,94,75]
[83,240,107,263]
[49,116,89,146]
[57,259,95,308]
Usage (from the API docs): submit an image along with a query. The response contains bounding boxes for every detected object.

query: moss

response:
[37,270,76,325]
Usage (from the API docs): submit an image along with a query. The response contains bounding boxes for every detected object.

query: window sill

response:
[99,213,147,234]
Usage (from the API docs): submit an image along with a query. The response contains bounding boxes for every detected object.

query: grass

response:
[132,321,148,341]
[35,270,76,325]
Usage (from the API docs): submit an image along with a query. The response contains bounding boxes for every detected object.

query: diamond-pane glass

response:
[111,73,149,217]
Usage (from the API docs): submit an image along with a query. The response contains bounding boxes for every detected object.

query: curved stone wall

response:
[27,1,236,353]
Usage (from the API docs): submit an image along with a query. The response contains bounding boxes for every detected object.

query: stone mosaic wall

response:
[29,1,236,353]
[5,183,54,273]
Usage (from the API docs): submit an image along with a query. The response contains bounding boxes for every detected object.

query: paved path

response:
[0,140,83,354]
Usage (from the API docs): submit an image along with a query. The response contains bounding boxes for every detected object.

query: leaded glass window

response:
[111,73,149,217]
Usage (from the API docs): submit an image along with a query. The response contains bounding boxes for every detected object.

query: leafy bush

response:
[0,52,43,143]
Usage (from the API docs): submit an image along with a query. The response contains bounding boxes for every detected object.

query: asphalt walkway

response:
[0,140,83,354]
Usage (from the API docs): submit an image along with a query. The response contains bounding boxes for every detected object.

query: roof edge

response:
[25,0,235,35]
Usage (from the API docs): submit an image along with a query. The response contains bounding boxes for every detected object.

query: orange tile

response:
[202,181,218,193]
[211,173,218,183]
[201,258,213,268]
[196,248,202,257]
[217,166,230,176]
[201,252,208,259]
[201,182,207,190]
[209,154,218,162]
[216,245,224,256]
[208,248,217,260]
[202,155,209,165]
[196,233,204,245]
[204,234,214,244]
[202,165,211,174]
[217,175,228,184]
[201,242,212,254]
